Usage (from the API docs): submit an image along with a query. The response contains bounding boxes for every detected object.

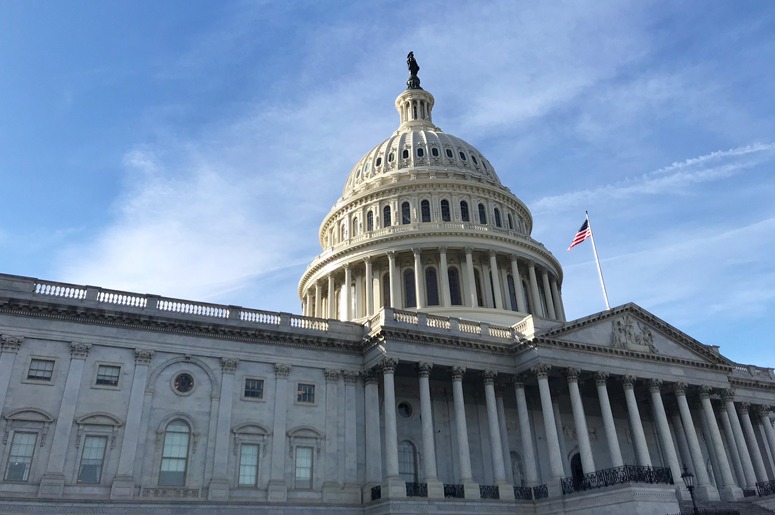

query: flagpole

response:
[586,211,611,310]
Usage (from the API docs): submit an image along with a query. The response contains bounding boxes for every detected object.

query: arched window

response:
[507,213,514,230]
[352,217,358,237]
[441,199,451,222]
[401,202,411,225]
[448,268,462,306]
[507,275,518,311]
[383,206,391,228]
[402,149,409,159]
[376,157,382,167]
[478,203,487,224]
[403,269,416,308]
[474,269,484,307]
[421,200,431,222]
[159,420,190,486]
[367,211,374,232]
[425,268,439,306]
[460,201,470,222]
[382,273,391,308]
[494,208,502,228]
[446,148,453,158]
[471,155,478,165]
[431,147,439,157]
[388,152,395,163]
[459,151,467,161]
[398,441,418,483]
[417,147,425,157]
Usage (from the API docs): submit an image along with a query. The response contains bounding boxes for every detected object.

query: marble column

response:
[0,336,23,426]
[483,371,512,498]
[567,368,595,473]
[364,258,373,317]
[723,389,757,490]
[465,248,478,307]
[648,379,686,500]
[552,392,570,476]
[550,278,565,321]
[417,363,443,498]
[495,387,512,484]
[322,369,340,495]
[488,252,504,310]
[513,376,539,486]
[718,404,746,489]
[381,358,404,498]
[510,257,527,313]
[413,249,425,309]
[342,264,352,320]
[739,403,769,482]
[699,386,742,500]
[759,406,775,479]
[39,343,91,498]
[541,271,556,319]
[450,366,479,498]
[674,382,719,501]
[327,274,336,319]
[527,263,543,317]
[208,358,238,500]
[595,372,623,468]
[343,371,359,488]
[623,375,651,466]
[387,251,397,308]
[439,248,451,307]
[672,412,694,473]
[533,364,564,494]
[314,282,322,318]
[268,363,291,501]
[363,369,382,495]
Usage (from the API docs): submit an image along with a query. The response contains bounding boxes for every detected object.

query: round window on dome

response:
[459,151,467,161]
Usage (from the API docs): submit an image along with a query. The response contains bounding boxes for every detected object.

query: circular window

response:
[173,373,194,394]
[397,401,413,418]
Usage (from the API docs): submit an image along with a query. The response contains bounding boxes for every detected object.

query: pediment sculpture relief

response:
[611,314,657,353]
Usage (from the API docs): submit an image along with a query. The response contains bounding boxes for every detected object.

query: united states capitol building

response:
[1,56,775,514]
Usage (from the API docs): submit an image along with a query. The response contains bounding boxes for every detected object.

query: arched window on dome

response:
[376,157,382,168]
[401,202,411,225]
[494,208,502,228]
[474,269,484,307]
[460,201,470,222]
[383,206,392,228]
[402,149,409,159]
[417,147,424,157]
[431,147,439,157]
[403,269,416,308]
[446,148,453,158]
[340,222,347,242]
[459,151,467,161]
[507,213,514,230]
[478,203,487,225]
[367,211,374,232]
[421,200,431,222]
[448,267,462,305]
[441,199,451,222]
[388,152,395,163]
[159,420,190,486]
[352,217,358,237]
[382,273,391,308]
[398,441,418,483]
[425,268,439,306]
[471,155,478,165]
[507,275,518,311]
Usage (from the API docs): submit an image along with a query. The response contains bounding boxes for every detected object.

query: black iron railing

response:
[443,483,464,498]
[514,486,533,500]
[405,482,428,497]
[370,485,381,501]
[561,465,673,494]
[533,484,549,499]
[479,485,500,499]
[754,480,772,496]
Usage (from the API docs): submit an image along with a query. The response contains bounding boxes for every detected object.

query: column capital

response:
[566,368,580,383]
[412,248,422,258]
[464,247,473,256]
[531,364,550,380]
[439,246,448,254]
[528,261,536,270]
[488,249,497,259]
[673,382,688,396]
[449,365,466,381]
[739,402,751,415]
[380,357,398,374]
[512,375,527,388]
[648,378,663,393]
[324,369,340,383]
[70,342,91,359]
[0,335,23,353]
[622,374,637,390]
[221,358,238,374]
[482,370,497,385]
[757,405,771,419]
[342,370,360,384]
[343,262,351,271]
[134,349,154,365]
[698,385,713,399]
[721,388,736,402]
[417,362,433,377]
[387,250,396,260]
[363,367,380,385]
[362,255,371,265]
[275,363,291,378]
[594,371,608,386]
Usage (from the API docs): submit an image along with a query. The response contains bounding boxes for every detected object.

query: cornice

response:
[362,327,516,356]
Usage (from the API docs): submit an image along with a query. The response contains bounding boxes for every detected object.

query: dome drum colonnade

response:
[364,356,775,503]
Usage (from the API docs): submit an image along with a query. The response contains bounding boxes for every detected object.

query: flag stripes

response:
[567,220,592,251]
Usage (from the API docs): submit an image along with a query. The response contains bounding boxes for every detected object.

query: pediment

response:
[536,303,729,365]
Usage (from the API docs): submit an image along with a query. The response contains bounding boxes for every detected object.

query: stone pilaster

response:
[268,363,291,502]
[209,358,238,500]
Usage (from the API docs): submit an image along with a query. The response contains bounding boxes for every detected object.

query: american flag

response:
[567,219,592,251]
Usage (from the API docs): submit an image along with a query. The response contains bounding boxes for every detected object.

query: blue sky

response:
[1,1,774,366]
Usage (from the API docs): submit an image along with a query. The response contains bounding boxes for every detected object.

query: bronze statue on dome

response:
[406,51,422,90]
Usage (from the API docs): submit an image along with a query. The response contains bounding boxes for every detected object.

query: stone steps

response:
[678,499,775,514]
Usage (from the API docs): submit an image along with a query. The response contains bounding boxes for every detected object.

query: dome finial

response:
[406,51,422,90]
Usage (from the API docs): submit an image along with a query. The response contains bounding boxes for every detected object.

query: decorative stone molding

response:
[275,363,291,378]
[673,382,688,396]
[566,368,580,383]
[482,370,497,384]
[721,388,736,402]
[439,246,447,254]
[221,358,238,374]
[611,314,657,352]
[379,358,398,374]
[449,365,466,381]
[0,335,23,353]
[512,375,526,389]
[412,248,421,258]
[135,349,154,365]
[648,378,662,393]
[70,342,91,359]
[416,362,433,377]
[698,385,713,399]
[757,405,771,419]
[324,369,340,383]
[531,364,550,380]
[622,375,637,390]
[363,368,379,385]
[739,402,750,415]
[464,247,473,256]
[594,371,608,386]
[342,371,360,384]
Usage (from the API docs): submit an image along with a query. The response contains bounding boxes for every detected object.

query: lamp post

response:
[681,466,699,515]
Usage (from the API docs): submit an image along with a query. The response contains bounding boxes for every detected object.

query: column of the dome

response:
[481,261,494,308]
[343,264,352,321]
[464,248,477,307]
[327,274,336,319]
[489,251,504,310]
[364,257,373,317]
[542,270,556,319]
[413,249,425,309]
[528,263,543,317]
[314,281,322,318]
[439,247,451,307]
[550,278,565,321]
[387,251,397,308]
[500,269,511,311]
[510,256,527,313]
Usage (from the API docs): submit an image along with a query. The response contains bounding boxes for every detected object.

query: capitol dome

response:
[299,54,564,326]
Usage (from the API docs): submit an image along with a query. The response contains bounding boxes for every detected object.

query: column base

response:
[110,475,137,499]
[426,478,444,499]
[383,476,406,499]
[496,481,515,500]
[695,484,720,502]
[207,478,230,500]
[546,479,564,498]
[462,480,480,500]
[674,485,691,501]
[718,484,744,501]
[37,473,65,498]
[267,480,287,502]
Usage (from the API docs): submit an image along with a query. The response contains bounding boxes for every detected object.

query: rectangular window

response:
[77,435,108,483]
[238,444,259,487]
[296,383,315,403]
[294,446,313,489]
[4,432,37,481]
[27,359,54,381]
[244,378,264,399]
[95,365,120,386]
